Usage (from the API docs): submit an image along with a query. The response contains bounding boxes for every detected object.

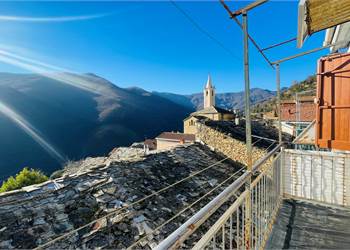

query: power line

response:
[169,0,241,61]
[126,166,246,249]
[35,156,231,249]
[219,0,275,69]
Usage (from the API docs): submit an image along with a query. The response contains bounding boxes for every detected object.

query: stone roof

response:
[191,106,233,116]
[183,115,208,121]
[156,132,195,142]
[197,119,293,149]
[0,144,243,249]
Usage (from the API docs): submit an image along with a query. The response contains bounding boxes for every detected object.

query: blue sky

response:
[0,1,326,94]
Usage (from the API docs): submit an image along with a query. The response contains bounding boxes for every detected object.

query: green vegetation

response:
[252,75,316,113]
[0,167,48,193]
[281,75,316,100]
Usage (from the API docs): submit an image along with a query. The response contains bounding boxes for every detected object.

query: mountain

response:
[155,88,276,110]
[0,73,192,181]
[252,75,316,113]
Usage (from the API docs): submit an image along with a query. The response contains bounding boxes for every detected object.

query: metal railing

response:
[156,146,350,250]
[192,151,282,250]
[156,144,283,250]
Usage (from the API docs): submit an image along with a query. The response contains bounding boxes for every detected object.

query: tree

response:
[0,167,48,193]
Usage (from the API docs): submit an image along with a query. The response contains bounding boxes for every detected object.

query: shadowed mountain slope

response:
[0,73,192,180]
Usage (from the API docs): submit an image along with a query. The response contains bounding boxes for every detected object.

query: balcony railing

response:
[156,146,350,249]
[193,152,282,250]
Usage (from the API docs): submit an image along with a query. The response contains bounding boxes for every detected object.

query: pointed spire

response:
[205,74,212,89]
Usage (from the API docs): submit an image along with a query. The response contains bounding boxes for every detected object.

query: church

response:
[184,75,235,134]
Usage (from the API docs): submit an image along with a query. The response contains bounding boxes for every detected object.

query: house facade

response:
[155,132,195,150]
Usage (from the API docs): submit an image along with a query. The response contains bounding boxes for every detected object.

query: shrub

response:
[0,167,49,193]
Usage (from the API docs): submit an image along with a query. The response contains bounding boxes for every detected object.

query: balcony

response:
[156,145,350,249]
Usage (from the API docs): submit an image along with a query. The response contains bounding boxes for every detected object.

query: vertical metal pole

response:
[276,64,282,144]
[242,11,252,250]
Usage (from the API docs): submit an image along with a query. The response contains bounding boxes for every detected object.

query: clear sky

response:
[0,1,326,94]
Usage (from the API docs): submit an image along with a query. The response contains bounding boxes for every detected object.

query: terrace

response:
[156,145,350,249]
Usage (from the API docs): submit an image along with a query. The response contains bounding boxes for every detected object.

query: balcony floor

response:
[265,199,350,249]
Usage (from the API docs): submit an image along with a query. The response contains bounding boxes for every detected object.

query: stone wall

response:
[196,122,267,166]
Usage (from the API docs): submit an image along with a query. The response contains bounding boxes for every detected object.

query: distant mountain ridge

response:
[252,75,316,113]
[0,73,192,181]
[0,72,282,182]
[154,88,276,110]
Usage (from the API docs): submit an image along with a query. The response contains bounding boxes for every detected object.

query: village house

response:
[280,96,315,136]
[155,132,195,150]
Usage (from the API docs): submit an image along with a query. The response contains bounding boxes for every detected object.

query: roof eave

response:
[297,0,308,48]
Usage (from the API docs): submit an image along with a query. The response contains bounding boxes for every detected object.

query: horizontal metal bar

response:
[284,148,350,157]
[155,172,250,250]
[192,190,249,250]
[251,152,281,188]
[231,0,268,17]
[252,134,277,143]
[219,0,274,69]
[272,41,348,65]
[261,37,297,51]
[156,144,283,250]
[252,143,283,173]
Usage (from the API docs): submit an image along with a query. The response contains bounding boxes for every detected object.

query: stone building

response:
[184,75,235,134]
[194,118,291,166]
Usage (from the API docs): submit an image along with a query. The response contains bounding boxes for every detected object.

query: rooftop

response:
[266,199,350,249]
[0,143,244,249]
[191,106,233,115]
[197,119,293,149]
[155,132,195,142]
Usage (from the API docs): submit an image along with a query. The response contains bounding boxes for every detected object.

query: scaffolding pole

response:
[242,11,252,250]
[220,0,274,69]
[276,64,282,143]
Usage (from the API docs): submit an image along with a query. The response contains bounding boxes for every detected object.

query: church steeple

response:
[206,74,212,88]
[203,74,215,108]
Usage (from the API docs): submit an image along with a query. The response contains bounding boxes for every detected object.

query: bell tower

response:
[203,74,215,108]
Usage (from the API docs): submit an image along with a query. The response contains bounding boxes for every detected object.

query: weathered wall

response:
[281,101,315,122]
[183,116,198,134]
[196,122,267,166]
[222,113,235,121]
[156,139,182,150]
